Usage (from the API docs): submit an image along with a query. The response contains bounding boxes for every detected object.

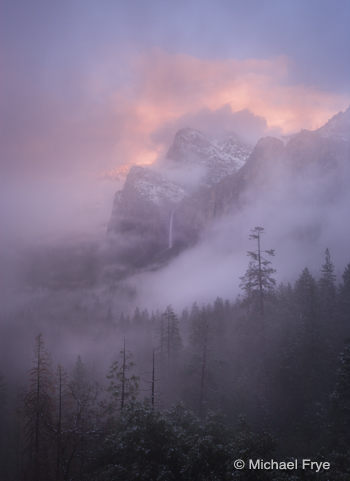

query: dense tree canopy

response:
[1,247,350,480]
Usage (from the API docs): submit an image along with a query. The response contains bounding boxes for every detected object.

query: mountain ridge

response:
[107,107,350,270]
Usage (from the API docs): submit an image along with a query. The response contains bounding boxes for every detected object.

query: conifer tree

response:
[159,306,182,363]
[320,248,336,287]
[0,373,8,478]
[338,264,350,338]
[319,248,337,326]
[188,307,211,416]
[151,349,156,410]
[65,356,100,480]
[107,340,139,414]
[23,334,54,481]
[240,226,276,318]
[54,364,68,481]
[331,341,350,449]
[293,267,329,438]
[199,319,208,419]
[295,267,319,333]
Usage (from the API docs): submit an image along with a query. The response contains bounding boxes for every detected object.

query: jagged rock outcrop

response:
[107,166,186,266]
[107,107,350,269]
[108,128,253,263]
[317,105,350,141]
[166,127,252,185]
[170,137,285,245]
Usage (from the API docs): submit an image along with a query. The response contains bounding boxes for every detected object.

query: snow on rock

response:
[166,128,252,184]
[125,166,186,206]
[317,105,350,142]
[112,128,252,213]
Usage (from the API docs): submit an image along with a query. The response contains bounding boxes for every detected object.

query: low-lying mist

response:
[1,115,350,390]
[130,159,350,310]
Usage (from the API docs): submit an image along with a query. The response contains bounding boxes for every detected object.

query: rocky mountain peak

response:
[123,165,186,206]
[244,136,284,172]
[167,127,219,163]
[107,106,350,269]
[251,136,284,157]
[317,105,350,141]
[221,136,286,193]
[166,127,252,185]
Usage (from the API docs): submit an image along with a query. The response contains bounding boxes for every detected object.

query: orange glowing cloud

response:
[102,49,349,175]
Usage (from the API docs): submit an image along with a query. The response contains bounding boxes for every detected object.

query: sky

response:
[1,0,350,237]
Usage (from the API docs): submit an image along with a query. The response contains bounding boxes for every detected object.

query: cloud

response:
[152,105,276,146]
[108,49,349,171]
[2,47,349,179]
[2,47,349,243]
[130,159,350,311]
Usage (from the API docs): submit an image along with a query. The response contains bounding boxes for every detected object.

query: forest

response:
[3,0,350,478]
[1,228,350,480]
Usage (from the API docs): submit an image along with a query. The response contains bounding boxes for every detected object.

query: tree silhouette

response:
[240,226,276,318]
[107,340,139,414]
[23,334,54,481]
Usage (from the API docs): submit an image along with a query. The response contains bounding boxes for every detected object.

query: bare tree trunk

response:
[151,350,155,410]
[167,318,170,364]
[199,321,208,418]
[160,319,164,360]
[33,334,42,481]
[121,338,126,410]
[56,365,62,481]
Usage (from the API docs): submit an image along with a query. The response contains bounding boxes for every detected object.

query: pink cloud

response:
[106,49,349,174]
[5,48,348,179]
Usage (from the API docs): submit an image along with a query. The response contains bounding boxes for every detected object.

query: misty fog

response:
[2,107,350,378]
[2,2,350,476]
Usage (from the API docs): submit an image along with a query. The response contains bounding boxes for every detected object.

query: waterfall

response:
[168,211,174,249]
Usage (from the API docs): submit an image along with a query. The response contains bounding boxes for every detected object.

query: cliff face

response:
[166,127,252,185]
[107,129,253,264]
[107,166,186,266]
[107,109,350,269]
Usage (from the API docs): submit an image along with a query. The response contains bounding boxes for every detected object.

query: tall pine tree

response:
[23,334,54,481]
[240,226,276,318]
